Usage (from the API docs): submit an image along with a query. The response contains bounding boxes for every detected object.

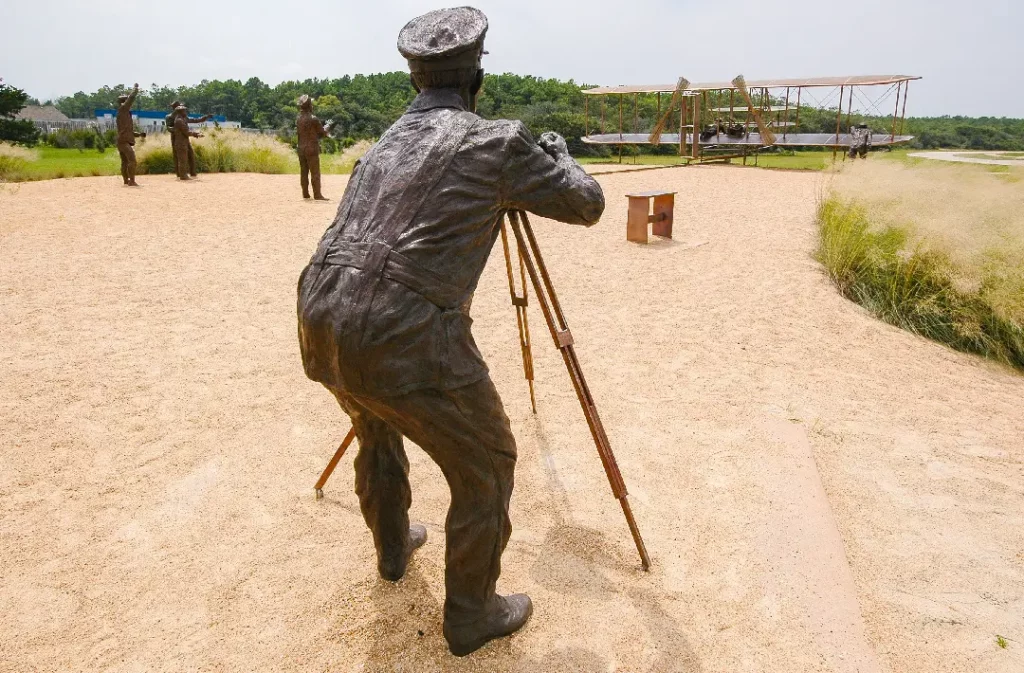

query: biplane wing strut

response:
[648,76,689,145]
[731,75,776,146]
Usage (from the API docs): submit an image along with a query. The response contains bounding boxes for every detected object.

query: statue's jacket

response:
[297,89,604,399]
[297,110,327,156]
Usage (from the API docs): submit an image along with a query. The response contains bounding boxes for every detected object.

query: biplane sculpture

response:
[581,74,921,161]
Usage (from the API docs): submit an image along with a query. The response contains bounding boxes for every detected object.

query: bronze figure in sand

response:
[171,105,203,180]
[115,84,140,186]
[166,101,212,177]
[296,95,333,200]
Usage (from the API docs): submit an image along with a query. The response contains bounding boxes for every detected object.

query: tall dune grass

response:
[137,129,295,175]
[0,143,39,181]
[318,139,372,174]
[818,160,1024,370]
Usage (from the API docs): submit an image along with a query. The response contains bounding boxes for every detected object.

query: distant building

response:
[17,105,103,133]
[94,109,242,132]
[15,105,70,122]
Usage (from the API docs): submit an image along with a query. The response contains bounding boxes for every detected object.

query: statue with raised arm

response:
[296,7,604,657]
[166,100,213,176]
[296,95,333,200]
[171,105,203,180]
[115,83,141,186]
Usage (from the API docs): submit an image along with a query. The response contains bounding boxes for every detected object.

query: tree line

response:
[10,74,1024,152]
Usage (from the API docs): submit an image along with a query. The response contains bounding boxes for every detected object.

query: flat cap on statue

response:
[398,7,488,69]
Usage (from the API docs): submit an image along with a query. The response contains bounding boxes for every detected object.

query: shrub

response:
[320,136,339,154]
[137,129,294,174]
[0,81,41,146]
[135,134,176,174]
[44,128,103,150]
[0,118,39,146]
[0,142,38,180]
[817,197,1024,370]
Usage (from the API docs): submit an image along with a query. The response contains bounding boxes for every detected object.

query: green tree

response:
[48,75,1024,153]
[0,79,40,146]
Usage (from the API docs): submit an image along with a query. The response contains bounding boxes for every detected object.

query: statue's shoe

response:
[444,593,533,657]
[378,524,427,582]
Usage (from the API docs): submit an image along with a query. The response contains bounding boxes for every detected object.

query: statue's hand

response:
[538,131,568,158]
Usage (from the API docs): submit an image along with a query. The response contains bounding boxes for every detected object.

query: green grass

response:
[997,635,1008,649]
[0,145,356,182]
[11,147,121,180]
[816,197,1024,371]
[747,151,833,170]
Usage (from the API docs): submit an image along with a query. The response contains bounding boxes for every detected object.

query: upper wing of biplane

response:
[581,75,921,96]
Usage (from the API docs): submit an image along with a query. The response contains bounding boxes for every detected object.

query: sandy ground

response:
[1,167,1022,672]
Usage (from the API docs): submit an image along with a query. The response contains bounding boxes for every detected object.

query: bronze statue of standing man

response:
[166,101,212,177]
[171,105,203,180]
[849,123,872,159]
[297,7,604,657]
[296,95,332,200]
[116,83,140,186]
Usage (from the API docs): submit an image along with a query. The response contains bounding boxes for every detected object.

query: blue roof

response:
[95,108,228,122]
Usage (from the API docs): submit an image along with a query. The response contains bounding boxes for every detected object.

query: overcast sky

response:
[3,0,1021,117]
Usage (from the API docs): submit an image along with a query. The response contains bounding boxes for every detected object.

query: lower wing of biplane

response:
[581,132,914,147]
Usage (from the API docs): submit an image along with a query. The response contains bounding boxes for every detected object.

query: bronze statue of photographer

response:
[296,6,604,657]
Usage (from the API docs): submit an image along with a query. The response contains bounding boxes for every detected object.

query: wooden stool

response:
[625,191,676,243]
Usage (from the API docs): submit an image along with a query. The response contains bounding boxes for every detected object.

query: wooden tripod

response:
[499,210,651,571]
[312,210,652,571]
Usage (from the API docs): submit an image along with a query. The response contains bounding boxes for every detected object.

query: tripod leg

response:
[508,210,652,570]
[518,246,537,413]
[500,216,537,413]
[314,427,357,500]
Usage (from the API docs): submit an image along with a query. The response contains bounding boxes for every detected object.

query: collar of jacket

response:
[407,89,469,113]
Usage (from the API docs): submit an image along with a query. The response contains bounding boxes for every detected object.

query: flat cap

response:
[398,7,487,68]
